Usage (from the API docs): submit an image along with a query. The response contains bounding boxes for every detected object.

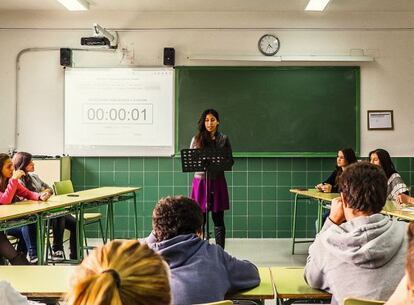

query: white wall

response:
[0,10,413,156]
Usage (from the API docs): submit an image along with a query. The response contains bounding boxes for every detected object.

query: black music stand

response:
[181,148,232,241]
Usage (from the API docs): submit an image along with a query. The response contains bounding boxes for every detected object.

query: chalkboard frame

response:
[175,66,360,157]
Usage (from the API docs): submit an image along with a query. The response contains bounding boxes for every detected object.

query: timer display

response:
[83,104,153,124]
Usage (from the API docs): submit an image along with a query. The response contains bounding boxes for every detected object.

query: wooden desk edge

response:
[270,267,331,300]
[229,267,275,300]
[22,292,66,299]
[275,292,331,299]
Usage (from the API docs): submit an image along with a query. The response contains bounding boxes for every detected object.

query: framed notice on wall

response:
[367,110,394,130]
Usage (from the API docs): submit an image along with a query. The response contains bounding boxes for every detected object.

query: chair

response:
[343,297,385,305]
[53,180,106,255]
[195,301,233,305]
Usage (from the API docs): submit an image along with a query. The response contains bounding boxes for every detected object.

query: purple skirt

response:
[190,176,230,213]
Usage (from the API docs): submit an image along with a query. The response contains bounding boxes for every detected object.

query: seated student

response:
[0,153,49,264]
[305,162,407,305]
[315,148,357,226]
[369,148,409,201]
[385,222,414,305]
[146,195,260,305]
[12,152,77,261]
[66,239,171,305]
[315,148,357,193]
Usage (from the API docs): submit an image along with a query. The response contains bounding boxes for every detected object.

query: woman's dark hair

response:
[340,148,358,166]
[193,109,220,149]
[334,148,358,186]
[12,152,35,191]
[0,153,11,192]
[368,148,397,179]
[152,196,203,242]
[339,161,387,214]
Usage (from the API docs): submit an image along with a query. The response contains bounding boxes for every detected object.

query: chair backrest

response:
[53,180,74,195]
[343,297,385,305]
[194,301,233,305]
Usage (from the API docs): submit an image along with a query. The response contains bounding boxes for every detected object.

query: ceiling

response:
[1,0,414,12]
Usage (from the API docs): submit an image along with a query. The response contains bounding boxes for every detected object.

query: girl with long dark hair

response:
[190,109,233,249]
[0,153,49,264]
[369,148,409,201]
[12,152,78,261]
[316,148,358,193]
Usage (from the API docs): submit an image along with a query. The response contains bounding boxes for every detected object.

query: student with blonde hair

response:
[67,240,171,305]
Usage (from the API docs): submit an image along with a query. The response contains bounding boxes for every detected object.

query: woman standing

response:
[190,109,233,249]
[369,148,409,201]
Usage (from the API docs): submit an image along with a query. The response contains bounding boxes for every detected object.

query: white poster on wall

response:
[64,67,174,156]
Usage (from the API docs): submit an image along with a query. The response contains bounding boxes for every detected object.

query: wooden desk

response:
[0,186,140,264]
[0,266,274,302]
[289,189,339,254]
[0,265,73,298]
[230,267,274,302]
[382,201,414,221]
[271,266,331,305]
[48,186,140,260]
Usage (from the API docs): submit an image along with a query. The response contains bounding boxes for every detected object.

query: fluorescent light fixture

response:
[305,0,330,11]
[57,0,89,11]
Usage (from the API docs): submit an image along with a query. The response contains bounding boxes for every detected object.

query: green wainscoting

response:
[71,157,414,239]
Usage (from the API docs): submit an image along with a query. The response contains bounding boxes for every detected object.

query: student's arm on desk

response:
[0,179,39,204]
[223,250,260,292]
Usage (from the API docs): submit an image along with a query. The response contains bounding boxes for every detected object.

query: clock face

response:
[258,34,280,56]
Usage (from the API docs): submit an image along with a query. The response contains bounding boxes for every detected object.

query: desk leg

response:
[107,198,115,241]
[133,192,138,238]
[317,199,323,232]
[36,214,43,265]
[78,204,85,260]
[291,193,299,255]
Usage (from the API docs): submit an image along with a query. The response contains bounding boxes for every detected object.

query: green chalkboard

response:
[176,66,360,157]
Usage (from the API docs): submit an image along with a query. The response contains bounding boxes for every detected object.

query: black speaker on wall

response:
[60,48,72,67]
[163,47,175,66]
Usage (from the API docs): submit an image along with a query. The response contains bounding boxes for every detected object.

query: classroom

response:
[0,1,414,305]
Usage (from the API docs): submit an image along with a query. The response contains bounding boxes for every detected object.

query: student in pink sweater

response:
[0,153,49,264]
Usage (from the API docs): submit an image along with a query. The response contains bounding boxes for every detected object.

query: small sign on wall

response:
[367,110,394,130]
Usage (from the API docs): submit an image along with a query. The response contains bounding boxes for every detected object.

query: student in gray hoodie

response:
[305,162,407,305]
[146,195,260,305]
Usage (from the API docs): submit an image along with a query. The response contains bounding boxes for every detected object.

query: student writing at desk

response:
[369,148,409,202]
[12,152,78,261]
[0,153,49,264]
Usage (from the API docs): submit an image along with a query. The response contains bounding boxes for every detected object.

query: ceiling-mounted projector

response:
[81,23,118,49]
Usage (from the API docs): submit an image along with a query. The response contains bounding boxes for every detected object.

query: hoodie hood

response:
[321,214,406,269]
[148,233,205,269]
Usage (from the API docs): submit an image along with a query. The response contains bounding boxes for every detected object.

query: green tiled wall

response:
[71,157,414,239]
